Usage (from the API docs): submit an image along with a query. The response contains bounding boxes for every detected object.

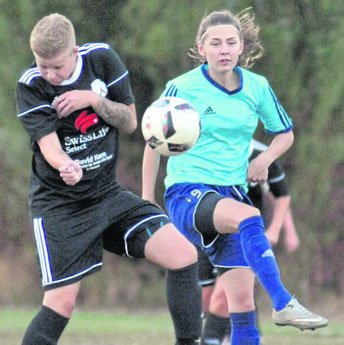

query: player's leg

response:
[201,277,231,345]
[144,222,198,269]
[221,268,259,345]
[22,212,105,344]
[22,282,80,345]
[213,197,293,311]
[144,223,202,345]
[202,285,214,314]
[196,249,230,345]
[197,247,217,315]
[104,201,202,345]
[198,192,328,330]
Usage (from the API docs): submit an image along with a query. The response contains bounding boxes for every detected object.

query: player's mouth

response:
[218,59,231,65]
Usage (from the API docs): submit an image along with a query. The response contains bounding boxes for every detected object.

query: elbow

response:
[125,118,137,134]
[279,130,294,149]
[123,103,137,134]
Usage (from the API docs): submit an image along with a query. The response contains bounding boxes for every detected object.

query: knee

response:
[244,206,261,219]
[58,296,77,318]
[43,285,79,318]
[171,241,198,270]
[145,224,198,270]
[185,243,198,265]
[229,291,255,312]
[210,291,228,316]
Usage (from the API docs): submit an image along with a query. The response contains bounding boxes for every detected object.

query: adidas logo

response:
[203,106,216,115]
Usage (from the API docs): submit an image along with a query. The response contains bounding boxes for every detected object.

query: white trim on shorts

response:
[33,217,103,288]
[124,214,169,258]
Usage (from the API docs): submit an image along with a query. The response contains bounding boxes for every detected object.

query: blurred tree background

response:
[0,0,343,310]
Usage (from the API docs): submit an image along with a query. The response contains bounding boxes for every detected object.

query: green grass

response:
[1,308,343,344]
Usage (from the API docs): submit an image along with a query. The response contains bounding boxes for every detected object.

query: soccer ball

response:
[141,97,200,156]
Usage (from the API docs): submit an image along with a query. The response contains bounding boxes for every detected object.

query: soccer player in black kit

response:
[16,13,201,345]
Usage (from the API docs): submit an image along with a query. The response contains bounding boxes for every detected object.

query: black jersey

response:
[16,43,135,214]
[248,139,289,209]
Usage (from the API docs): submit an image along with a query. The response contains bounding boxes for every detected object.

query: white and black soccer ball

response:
[141,97,201,156]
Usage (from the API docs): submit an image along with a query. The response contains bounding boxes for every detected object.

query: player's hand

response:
[53,90,99,118]
[59,161,83,185]
[246,152,270,184]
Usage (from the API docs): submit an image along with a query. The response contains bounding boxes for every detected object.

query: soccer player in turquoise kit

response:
[17,13,202,345]
[142,8,327,345]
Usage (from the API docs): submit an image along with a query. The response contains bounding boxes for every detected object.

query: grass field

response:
[1,308,343,345]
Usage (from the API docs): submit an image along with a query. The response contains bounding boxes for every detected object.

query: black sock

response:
[201,313,230,345]
[166,262,202,344]
[22,306,69,345]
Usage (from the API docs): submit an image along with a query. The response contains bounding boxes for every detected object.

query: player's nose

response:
[45,69,56,81]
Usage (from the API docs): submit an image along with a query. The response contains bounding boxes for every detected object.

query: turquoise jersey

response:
[161,64,293,191]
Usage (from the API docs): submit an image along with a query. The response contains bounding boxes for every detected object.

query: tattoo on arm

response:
[94,96,132,131]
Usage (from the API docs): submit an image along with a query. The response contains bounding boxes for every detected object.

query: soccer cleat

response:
[272,296,328,330]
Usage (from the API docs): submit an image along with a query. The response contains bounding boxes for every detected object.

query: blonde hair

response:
[30,13,76,58]
[189,8,263,69]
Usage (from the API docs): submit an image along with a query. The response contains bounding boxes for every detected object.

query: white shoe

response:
[272,296,328,330]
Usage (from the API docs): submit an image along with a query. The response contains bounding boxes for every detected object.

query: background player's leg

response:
[22,282,80,345]
[145,224,202,345]
[201,278,230,345]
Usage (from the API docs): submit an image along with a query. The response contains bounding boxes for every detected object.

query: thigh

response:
[221,268,256,313]
[214,198,260,233]
[164,183,223,247]
[103,202,172,258]
[144,223,198,270]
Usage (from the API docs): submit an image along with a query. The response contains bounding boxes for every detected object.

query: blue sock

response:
[238,216,292,311]
[230,311,259,345]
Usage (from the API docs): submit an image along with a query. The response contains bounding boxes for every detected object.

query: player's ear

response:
[72,46,79,57]
[197,41,206,58]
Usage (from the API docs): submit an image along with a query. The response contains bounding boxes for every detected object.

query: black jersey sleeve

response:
[249,142,289,198]
[90,46,135,106]
[16,75,60,144]
[267,159,289,197]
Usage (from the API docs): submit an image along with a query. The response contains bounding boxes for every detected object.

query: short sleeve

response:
[16,79,60,143]
[92,46,135,105]
[257,81,293,134]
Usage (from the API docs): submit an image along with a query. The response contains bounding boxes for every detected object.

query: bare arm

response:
[38,132,82,186]
[283,208,300,252]
[264,193,291,246]
[93,97,137,133]
[53,90,137,133]
[142,144,161,204]
[247,131,294,183]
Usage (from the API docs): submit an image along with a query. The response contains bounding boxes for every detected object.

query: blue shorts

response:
[165,183,252,270]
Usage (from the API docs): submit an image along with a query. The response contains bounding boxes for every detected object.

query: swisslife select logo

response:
[75,111,99,133]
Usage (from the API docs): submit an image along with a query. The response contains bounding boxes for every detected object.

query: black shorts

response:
[32,187,170,290]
